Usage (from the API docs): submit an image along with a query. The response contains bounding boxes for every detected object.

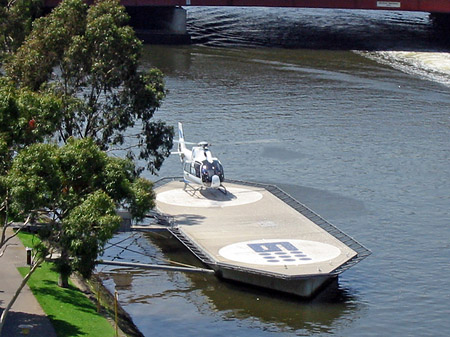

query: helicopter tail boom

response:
[177,122,191,160]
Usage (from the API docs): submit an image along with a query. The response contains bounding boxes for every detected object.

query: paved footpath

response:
[0,228,57,337]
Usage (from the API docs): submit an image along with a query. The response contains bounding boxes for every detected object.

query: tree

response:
[1,0,169,332]
[0,77,62,241]
[6,137,155,287]
[0,78,62,334]
[0,77,62,253]
[0,0,42,64]
[5,0,173,173]
[0,78,62,175]
[0,246,47,335]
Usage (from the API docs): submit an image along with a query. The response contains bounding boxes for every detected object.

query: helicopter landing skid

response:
[218,184,227,195]
[183,182,202,196]
[182,181,227,196]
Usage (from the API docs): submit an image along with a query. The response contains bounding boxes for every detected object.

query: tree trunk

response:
[58,272,69,288]
[57,249,70,288]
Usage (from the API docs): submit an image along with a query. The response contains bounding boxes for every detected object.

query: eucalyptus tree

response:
[0,77,61,239]
[0,78,62,335]
[0,0,41,63]
[6,137,155,287]
[0,78,62,174]
[1,1,169,331]
[0,137,154,334]
[6,0,173,173]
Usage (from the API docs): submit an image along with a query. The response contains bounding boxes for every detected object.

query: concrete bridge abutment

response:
[126,6,191,44]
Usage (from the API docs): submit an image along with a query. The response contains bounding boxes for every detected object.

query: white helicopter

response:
[175,122,226,194]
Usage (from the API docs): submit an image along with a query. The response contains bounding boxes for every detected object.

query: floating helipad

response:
[152,178,370,298]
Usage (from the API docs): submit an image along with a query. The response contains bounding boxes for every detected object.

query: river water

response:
[97,8,450,337]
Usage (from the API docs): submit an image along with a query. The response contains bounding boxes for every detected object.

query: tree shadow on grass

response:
[31,280,97,315]
[0,309,59,337]
[47,315,85,337]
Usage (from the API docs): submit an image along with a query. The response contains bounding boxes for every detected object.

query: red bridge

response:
[42,0,450,44]
[43,0,450,13]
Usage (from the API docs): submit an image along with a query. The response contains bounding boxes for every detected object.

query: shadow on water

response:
[98,228,367,334]
[136,233,364,334]
[187,8,450,51]
[103,266,363,334]
[97,179,369,333]
[193,277,361,333]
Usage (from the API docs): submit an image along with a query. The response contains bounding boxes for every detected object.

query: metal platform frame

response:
[152,177,371,280]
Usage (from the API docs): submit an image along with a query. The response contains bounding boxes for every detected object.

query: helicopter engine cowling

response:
[211,175,221,189]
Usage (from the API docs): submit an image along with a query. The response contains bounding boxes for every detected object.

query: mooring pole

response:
[114,290,118,337]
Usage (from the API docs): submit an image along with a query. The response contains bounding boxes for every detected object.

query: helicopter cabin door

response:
[193,161,201,178]
[183,160,202,185]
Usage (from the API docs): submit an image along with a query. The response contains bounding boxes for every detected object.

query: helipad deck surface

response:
[153,178,370,296]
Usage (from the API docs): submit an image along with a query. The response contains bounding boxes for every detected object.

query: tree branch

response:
[7,0,18,10]
[0,256,44,335]
[106,143,141,153]
[1,214,32,251]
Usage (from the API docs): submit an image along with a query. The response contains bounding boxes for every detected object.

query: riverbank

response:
[80,274,144,337]
[0,228,142,337]
[0,228,57,337]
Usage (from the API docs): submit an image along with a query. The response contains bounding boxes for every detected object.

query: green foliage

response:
[7,143,60,213]
[17,231,40,249]
[2,0,167,286]
[0,76,61,232]
[0,0,42,62]
[7,137,154,279]
[64,190,120,277]
[18,262,116,337]
[6,0,173,173]
[128,178,155,220]
[17,230,49,264]
[0,78,62,175]
[6,0,87,89]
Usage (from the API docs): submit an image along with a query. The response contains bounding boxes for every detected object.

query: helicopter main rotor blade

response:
[230,139,281,145]
[173,139,197,145]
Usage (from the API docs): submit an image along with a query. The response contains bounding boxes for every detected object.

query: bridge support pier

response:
[127,6,191,44]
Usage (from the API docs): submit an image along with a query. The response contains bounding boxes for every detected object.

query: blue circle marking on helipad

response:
[218,239,341,266]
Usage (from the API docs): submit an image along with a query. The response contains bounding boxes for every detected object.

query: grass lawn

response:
[17,230,41,250]
[17,231,117,337]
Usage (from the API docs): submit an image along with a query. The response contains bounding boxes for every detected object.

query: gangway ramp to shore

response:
[151,177,370,298]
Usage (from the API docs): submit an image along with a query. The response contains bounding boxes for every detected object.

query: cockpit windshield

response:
[201,160,224,183]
